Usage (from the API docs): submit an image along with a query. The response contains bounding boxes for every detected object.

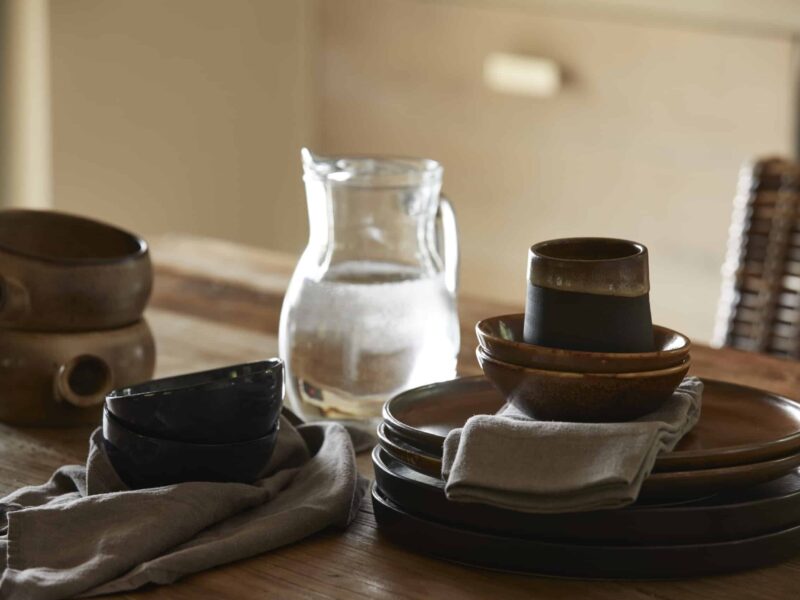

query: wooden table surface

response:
[3,234,800,599]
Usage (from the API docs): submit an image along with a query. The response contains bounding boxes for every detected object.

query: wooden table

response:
[3,234,800,599]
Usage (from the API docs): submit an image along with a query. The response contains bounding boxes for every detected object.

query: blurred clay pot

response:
[0,209,152,331]
[0,320,156,426]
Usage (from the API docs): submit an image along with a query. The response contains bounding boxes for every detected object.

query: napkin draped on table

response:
[442,377,703,513]
[0,416,368,600]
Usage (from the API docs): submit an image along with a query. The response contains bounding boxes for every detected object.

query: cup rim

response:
[528,237,649,296]
[530,237,646,263]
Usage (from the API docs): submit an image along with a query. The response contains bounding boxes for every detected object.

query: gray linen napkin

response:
[442,377,703,513]
[0,416,368,600]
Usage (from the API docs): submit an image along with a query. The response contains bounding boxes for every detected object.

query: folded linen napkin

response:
[0,416,368,600]
[442,377,703,513]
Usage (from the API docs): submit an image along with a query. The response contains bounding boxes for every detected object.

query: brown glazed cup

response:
[524,238,654,353]
[0,209,152,331]
[476,347,689,422]
[0,320,156,426]
[477,314,690,373]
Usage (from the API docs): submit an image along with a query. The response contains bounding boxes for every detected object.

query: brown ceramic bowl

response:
[476,347,690,422]
[0,320,156,426]
[477,314,690,374]
[0,209,152,331]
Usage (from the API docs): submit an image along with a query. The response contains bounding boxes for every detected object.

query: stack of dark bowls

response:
[102,359,284,489]
[0,209,156,426]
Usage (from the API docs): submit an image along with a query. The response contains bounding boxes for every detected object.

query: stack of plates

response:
[373,376,800,578]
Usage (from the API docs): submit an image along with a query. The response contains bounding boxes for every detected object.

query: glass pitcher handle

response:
[437,195,459,296]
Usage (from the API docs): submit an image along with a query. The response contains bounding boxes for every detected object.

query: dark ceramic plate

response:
[106,359,283,443]
[372,484,800,579]
[372,447,800,545]
[103,408,278,489]
[382,376,800,471]
[378,420,800,500]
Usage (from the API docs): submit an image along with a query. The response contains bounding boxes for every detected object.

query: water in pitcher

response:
[281,260,459,421]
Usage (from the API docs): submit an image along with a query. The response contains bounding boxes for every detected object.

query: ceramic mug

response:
[523,238,654,353]
[0,209,152,331]
[0,320,156,426]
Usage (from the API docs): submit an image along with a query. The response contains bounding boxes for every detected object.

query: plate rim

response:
[383,376,800,470]
[372,445,800,515]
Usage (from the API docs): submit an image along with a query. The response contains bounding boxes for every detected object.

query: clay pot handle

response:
[0,275,30,324]
[55,354,113,408]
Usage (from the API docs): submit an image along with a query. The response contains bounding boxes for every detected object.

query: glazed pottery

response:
[0,209,152,331]
[0,320,156,426]
[477,314,689,373]
[106,359,284,443]
[103,408,279,488]
[524,238,654,352]
[372,485,800,579]
[377,425,800,500]
[382,376,800,471]
[373,446,800,545]
[477,347,689,422]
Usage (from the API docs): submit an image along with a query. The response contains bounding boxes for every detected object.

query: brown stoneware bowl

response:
[0,209,152,331]
[0,320,156,426]
[477,314,690,373]
[476,347,690,422]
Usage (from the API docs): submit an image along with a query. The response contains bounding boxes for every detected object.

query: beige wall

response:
[49,0,795,343]
[318,0,794,343]
[50,0,315,254]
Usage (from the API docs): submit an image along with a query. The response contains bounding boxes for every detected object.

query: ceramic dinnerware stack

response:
[102,360,284,489]
[374,375,800,578]
[475,313,691,422]
[0,209,156,426]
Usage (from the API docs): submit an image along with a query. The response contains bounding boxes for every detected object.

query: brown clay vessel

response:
[477,314,690,373]
[524,238,654,352]
[476,347,689,422]
[0,209,152,331]
[0,320,156,426]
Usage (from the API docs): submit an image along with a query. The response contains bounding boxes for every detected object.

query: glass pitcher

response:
[279,149,460,424]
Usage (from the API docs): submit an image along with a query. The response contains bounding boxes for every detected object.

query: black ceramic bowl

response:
[103,408,279,489]
[105,359,283,444]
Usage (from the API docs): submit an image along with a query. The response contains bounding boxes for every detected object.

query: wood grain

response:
[3,234,800,599]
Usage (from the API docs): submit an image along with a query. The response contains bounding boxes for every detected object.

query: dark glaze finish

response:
[382,376,800,471]
[106,359,283,443]
[372,447,800,545]
[524,238,654,352]
[376,422,800,500]
[0,320,156,426]
[102,409,278,488]
[525,284,655,352]
[478,313,689,373]
[0,209,152,331]
[372,485,800,579]
[477,347,689,422]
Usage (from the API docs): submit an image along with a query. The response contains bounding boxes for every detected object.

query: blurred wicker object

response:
[714,158,800,357]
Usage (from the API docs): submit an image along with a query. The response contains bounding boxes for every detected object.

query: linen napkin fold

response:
[0,416,368,600]
[442,377,703,513]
